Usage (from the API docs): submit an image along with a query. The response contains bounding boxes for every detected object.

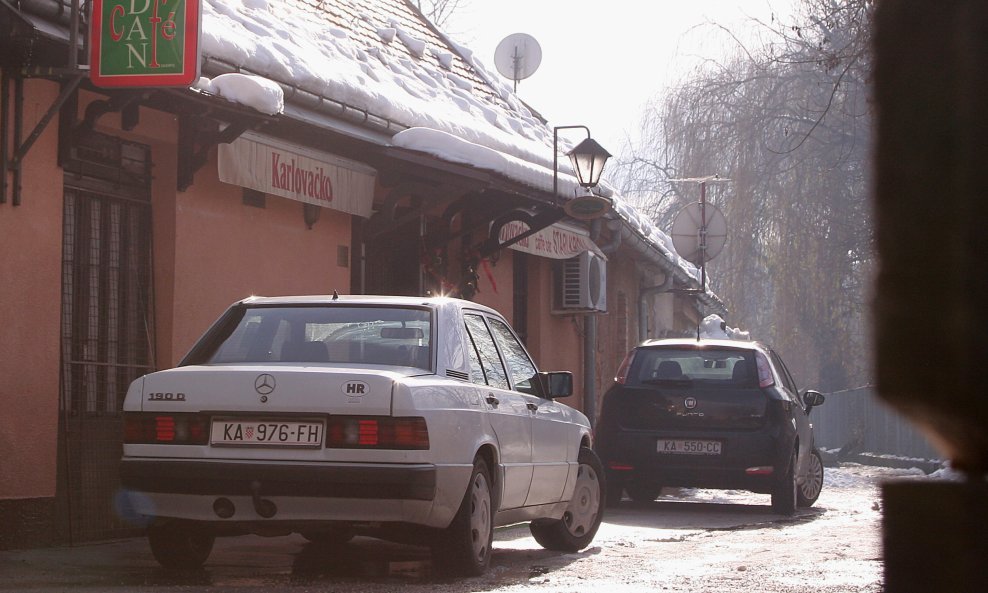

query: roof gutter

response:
[201,57,408,140]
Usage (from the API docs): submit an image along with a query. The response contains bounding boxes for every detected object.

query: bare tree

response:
[410,0,469,29]
[617,0,875,391]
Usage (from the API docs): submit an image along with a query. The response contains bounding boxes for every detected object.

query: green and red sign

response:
[90,0,201,87]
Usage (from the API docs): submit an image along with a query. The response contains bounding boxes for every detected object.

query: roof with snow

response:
[23,0,704,304]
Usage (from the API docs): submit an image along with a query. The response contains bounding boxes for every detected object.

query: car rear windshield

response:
[189,305,433,370]
[628,347,758,387]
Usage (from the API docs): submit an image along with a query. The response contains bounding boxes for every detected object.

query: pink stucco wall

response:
[472,252,513,317]
[162,149,353,365]
[523,256,585,411]
[0,78,63,498]
[0,80,357,502]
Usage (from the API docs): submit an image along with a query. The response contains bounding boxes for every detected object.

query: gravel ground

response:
[0,463,944,593]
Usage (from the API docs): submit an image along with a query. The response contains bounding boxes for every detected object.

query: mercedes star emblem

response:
[254,374,276,395]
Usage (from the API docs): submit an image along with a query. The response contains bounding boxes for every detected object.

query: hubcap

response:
[563,462,601,536]
[468,472,492,561]
[800,453,824,499]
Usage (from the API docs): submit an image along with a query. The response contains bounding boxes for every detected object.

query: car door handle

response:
[486,395,499,406]
[526,403,539,411]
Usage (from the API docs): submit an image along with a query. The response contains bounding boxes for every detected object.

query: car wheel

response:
[771,447,798,516]
[301,525,356,545]
[530,447,605,552]
[797,449,824,507]
[432,457,494,576]
[625,481,662,506]
[147,523,214,569]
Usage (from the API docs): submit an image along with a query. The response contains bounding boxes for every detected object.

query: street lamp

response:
[553,125,612,220]
[552,125,612,198]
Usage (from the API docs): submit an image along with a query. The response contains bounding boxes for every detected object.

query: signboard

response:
[498,221,604,260]
[90,0,202,87]
[218,132,378,218]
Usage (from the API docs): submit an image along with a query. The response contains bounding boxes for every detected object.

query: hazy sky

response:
[446,1,797,157]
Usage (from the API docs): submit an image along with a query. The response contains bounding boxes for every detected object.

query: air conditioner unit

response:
[553,251,607,313]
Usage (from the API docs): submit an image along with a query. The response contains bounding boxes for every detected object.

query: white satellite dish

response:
[494,33,542,91]
[671,202,728,266]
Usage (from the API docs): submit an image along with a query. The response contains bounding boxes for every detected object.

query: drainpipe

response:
[582,220,602,427]
[583,309,597,426]
[581,220,624,427]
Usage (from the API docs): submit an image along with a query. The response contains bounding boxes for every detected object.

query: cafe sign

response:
[90,0,202,87]
[497,221,605,260]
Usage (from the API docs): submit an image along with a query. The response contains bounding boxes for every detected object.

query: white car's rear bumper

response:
[121,458,469,528]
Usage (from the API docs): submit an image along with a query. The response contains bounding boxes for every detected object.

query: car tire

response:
[147,523,214,569]
[530,447,605,552]
[625,481,662,506]
[301,525,356,545]
[797,448,824,507]
[431,457,494,576]
[771,447,798,516]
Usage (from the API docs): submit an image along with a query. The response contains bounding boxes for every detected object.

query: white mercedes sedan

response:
[120,294,604,575]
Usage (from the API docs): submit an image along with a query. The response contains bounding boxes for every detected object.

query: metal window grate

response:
[61,188,153,414]
[57,131,153,544]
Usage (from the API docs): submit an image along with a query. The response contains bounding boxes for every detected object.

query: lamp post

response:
[552,125,612,201]
[551,126,611,429]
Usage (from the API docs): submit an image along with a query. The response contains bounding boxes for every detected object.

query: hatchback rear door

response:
[616,346,769,432]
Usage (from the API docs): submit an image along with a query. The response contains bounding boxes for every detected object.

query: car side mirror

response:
[804,389,826,408]
[539,371,573,399]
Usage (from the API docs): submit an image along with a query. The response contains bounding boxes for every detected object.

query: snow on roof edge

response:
[192,0,711,296]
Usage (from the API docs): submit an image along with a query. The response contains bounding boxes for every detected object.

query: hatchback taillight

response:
[124,413,209,445]
[755,351,775,388]
[325,416,429,450]
[614,350,637,384]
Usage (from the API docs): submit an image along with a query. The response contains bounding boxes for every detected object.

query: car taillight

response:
[607,461,635,471]
[614,350,637,384]
[123,413,209,445]
[755,352,775,388]
[325,416,429,450]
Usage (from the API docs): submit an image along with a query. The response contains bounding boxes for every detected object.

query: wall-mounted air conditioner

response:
[553,251,607,313]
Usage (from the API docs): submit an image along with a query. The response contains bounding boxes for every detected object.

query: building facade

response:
[0,0,722,548]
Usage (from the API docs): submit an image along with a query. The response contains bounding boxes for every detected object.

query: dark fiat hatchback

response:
[595,338,825,515]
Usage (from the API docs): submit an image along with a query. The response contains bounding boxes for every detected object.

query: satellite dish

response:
[671,202,728,266]
[494,33,542,91]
